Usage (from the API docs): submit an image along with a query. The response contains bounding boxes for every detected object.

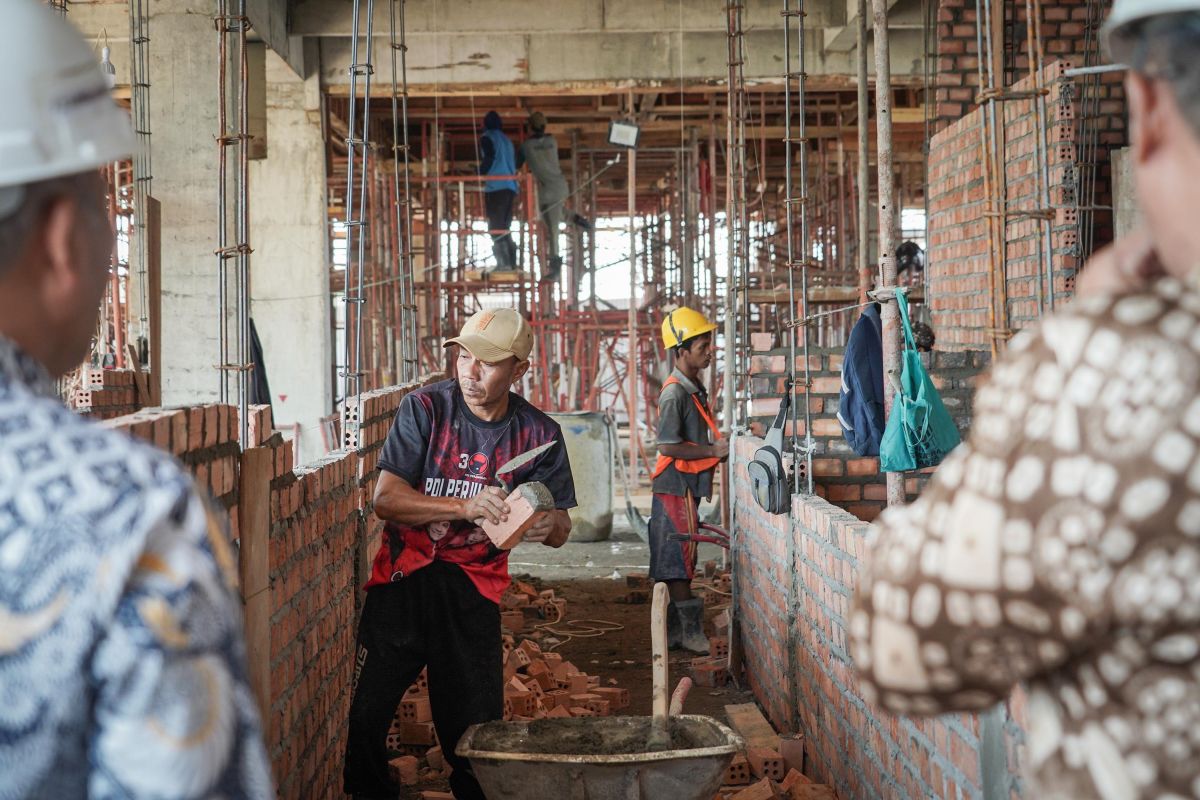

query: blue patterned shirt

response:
[0,338,273,799]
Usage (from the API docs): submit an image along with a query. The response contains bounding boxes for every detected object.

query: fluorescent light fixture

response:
[607,120,640,149]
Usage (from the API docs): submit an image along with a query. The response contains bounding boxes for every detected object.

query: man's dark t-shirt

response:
[371,379,577,602]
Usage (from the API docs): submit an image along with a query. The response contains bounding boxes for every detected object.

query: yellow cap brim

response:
[444,335,521,363]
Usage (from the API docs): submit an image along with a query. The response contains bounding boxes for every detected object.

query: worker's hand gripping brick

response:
[480,481,555,550]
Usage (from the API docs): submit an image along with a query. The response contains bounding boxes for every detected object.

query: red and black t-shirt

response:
[369,379,577,602]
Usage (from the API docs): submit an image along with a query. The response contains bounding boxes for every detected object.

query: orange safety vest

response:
[652,375,723,479]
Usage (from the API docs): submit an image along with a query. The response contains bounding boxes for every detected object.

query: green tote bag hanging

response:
[879,288,962,472]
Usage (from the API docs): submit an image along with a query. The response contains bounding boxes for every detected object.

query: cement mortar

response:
[469,717,724,756]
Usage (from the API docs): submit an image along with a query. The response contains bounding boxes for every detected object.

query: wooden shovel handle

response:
[651,582,669,724]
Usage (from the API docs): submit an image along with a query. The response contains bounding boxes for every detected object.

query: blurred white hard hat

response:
[1103,0,1200,62]
[0,0,135,215]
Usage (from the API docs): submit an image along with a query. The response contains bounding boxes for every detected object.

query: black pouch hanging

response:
[747,377,792,515]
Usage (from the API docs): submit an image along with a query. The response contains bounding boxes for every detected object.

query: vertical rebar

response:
[129,0,151,350]
[215,1,252,447]
[858,0,871,299]
[342,0,376,447]
[389,0,419,383]
[782,0,813,495]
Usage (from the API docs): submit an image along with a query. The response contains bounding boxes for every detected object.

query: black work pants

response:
[484,189,517,268]
[343,561,503,800]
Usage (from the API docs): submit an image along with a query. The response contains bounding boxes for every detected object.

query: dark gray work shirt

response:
[652,367,715,499]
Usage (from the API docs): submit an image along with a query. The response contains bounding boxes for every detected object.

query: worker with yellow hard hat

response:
[649,307,727,654]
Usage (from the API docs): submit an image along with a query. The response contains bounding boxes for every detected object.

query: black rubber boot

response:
[676,598,709,655]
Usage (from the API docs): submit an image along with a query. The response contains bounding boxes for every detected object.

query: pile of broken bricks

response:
[501,637,632,720]
[386,578,635,795]
[498,578,567,635]
[385,669,451,794]
[716,707,839,800]
[716,748,839,800]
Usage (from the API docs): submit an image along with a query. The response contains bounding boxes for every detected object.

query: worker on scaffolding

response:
[650,307,729,655]
[850,2,1200,797]
[343,308,576,800]
[0,2,272,797]
[479,111,519,270]
[517,110,570,282]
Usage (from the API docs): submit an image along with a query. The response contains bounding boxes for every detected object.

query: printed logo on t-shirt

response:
[460,452,490,478]
[424,476,487,499]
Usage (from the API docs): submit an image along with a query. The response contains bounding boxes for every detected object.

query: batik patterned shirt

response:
[0,337,272,799]
[370,379,576,603]
[851,279,1200,799]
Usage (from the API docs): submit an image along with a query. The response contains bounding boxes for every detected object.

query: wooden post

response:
[238,445,273,723]
[872,0,905,508]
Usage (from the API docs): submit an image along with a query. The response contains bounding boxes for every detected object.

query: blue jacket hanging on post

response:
[838,303,886,456]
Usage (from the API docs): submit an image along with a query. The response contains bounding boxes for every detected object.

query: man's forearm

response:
[658,442,719,460]
[375,480,466,526]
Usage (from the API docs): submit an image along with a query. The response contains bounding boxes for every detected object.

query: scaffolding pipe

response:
[871,0,905,508]
[342,0,376,446]
[627,143,639,479]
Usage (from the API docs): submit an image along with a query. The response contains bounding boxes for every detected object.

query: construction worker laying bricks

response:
[651,307,730,655]
[343,308,576,800]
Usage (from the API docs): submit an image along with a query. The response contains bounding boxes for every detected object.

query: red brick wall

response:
[731,435,1029,798]
[265,440,359,799]
[746,344,989,520]
[101,403,242,521]
[928,61,1087,349]
[101,378,440,798]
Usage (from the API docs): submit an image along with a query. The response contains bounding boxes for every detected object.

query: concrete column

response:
[150,0,223,404]
[249,49,333,466]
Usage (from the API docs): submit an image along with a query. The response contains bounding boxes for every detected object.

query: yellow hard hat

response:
[661,307,718,350]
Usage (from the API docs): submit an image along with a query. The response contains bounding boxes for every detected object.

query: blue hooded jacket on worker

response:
[479,111,518,194]
[838,303,886,456]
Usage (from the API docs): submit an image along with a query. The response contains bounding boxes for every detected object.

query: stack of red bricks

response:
[72,365,141,419]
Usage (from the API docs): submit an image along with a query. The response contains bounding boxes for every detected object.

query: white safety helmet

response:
[1103,0,1200,63]
[0,0,135,217]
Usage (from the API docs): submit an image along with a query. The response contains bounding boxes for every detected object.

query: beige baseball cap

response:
[444,308,533,362]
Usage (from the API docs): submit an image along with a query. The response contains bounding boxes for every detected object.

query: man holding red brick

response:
[651,307,729,655]
[343,308,576,800]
